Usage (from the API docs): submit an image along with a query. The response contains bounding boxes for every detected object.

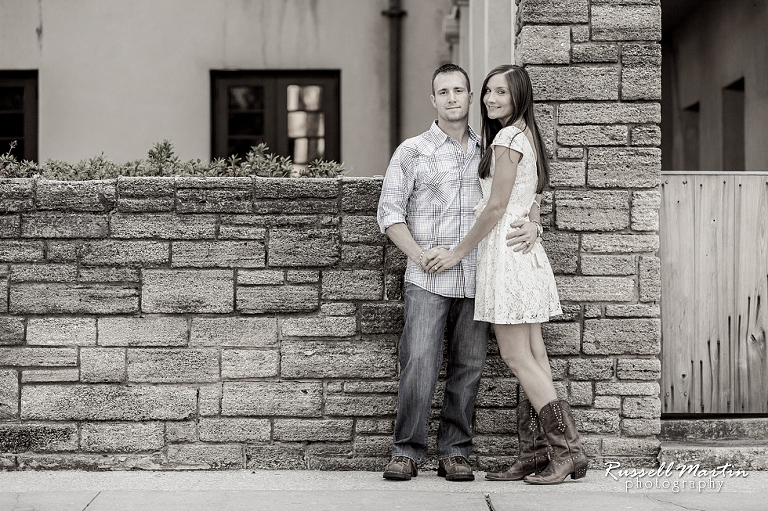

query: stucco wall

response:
[0,0,453,176]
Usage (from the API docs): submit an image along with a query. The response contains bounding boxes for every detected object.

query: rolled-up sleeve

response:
[377,146,416,234]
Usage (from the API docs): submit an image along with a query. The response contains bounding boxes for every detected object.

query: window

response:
[212,71,340,172]
[681,102,699,171]
[722,77,745,171]
[0,71,38,162]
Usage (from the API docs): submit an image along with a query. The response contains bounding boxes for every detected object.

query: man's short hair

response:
[432,64,471,95]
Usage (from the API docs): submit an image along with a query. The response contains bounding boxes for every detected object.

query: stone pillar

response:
[518,0,663,466]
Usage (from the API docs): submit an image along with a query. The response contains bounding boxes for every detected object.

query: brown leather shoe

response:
[485,399,549,481]
[437,456,475,481]
[383,456,418,480]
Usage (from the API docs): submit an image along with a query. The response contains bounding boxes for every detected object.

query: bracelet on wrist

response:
[418,250,426,270]
[532,220,543,237]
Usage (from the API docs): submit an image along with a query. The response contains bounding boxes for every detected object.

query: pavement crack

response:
[81,491,101,511]
[484,493,497,511]
[643,493,704,511]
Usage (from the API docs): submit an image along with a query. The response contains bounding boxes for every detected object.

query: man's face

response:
[431,71,472,123]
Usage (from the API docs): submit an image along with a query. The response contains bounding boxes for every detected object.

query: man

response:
[377,64,540,481]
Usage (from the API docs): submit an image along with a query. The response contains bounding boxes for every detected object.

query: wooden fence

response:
[660,172,768,414]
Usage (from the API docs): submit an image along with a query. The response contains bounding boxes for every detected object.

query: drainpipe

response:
[382,0,407,155]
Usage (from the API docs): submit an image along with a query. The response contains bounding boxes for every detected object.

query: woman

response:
[425,65,587,484]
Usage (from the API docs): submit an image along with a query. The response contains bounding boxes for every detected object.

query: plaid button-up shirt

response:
[377,120,483,298]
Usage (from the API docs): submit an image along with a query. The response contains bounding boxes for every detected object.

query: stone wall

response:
[516,0,663,465]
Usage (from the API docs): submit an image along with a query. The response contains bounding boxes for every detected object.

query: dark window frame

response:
[211,70,340,163]
[0,70,38,162]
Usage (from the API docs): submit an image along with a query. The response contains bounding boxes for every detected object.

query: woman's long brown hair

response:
[478,65,549,193]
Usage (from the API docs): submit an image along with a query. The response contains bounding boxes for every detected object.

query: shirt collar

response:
[430,120,481,148]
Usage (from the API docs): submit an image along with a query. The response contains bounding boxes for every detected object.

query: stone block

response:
[237,285,318,313]
[595,382,660,396]
[621,418,661,436]
[190,317,278,347]
[584,304,602,318]
[555,190,629,231]
[322,270,383,300]
[605,304,660,317]
[253,198,337,214]
[639,256,661,302]
[324,394,397,416]
[557,125,627,146]
[475,409,516,434]
[569,358,615,380]
[528,66,619,101]
[519,25,570,64]
[221,349,279,378]
[541,322,581,355]
[281,340,396,378]
[535,104,555,157]
[341,245,383,268]
[218,225,267,240]
[16,452,164,470]
[98,316,187,347]
[555,276,634,302]
[0,316,24,345]
[571,25,590,42]
[142,269,233,313]
[354,435,391,456]
[631,190,661,231]
[341,178,382,213]
[245,443,307,469]
[343,381,399,393]
[268,229,340,267]
[237,270,284,285]
[171,241,265,268]
[571,409,620,433]
[622,65,661,100]
[21,385,197,420]
[44,242,79,262]
[618,358,661,380]
[549,161,585,187]
[127,348,219,383]
[0,215,20,237]
[287,270,320,283]
[110,213,217,239]
[572,43,619,63]
[556,147,584,160]
[0,347,77,367]
[588,147,661,188]
[361,303,404,334]
[165,421,197,443]
[176,177,253,213]
[584,319,661,355]
[36,179,116,212]
[581,255,636,276]
[198,418,271,442]
[253,177,339,199]
[594,396,621,409]
[623,397,662,418]
[80,240,169,266]
[21,369,80,383]
[0,423,78,452]
[116,177,175,212]
[591,5,661,41]
[622,43,662,66]
[199,384,221,416]
[282,316,357,337]
[222,382,323,417]
[602,437,660,457]
[273,419,354,442]
[0,240,45,262]
[10,283,139,314]
[559,103,661,124]
[520,0,589,23]
[631,126,661,146]
[23,212,109,239]
[569,381,594,405]
[541,232,578,274]
[0,369,18,418]
[166,444,243,470]
[78,267,141,283]
[0,179,34,212]
[10,263,78,282]
[475,379,519,408]
[341,216,388,244]
[80,348,125,382]
[356,419,394,435]
[582,234,659,253]
[80,422,164,452]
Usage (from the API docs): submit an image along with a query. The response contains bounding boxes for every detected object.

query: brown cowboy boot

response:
[485,399,549,481]
[524,400,588,484]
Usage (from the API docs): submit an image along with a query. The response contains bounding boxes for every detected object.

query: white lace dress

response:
[473,126,562,324]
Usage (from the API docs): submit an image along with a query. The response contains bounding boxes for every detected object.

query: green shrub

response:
[0,140,346,180]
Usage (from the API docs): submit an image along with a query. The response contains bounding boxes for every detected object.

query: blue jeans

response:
[392,282,490,461]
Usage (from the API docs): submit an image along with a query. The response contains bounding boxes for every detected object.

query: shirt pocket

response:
[417,156,460,208]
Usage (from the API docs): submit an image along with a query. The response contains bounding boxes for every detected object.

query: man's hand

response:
[506,220,539,254]
[425,247,462,274]
[420,246,449,271]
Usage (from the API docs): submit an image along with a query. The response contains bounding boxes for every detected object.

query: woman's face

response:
[483,73,513,125]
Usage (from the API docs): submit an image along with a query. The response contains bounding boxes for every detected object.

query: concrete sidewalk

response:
[2,469,767,510]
